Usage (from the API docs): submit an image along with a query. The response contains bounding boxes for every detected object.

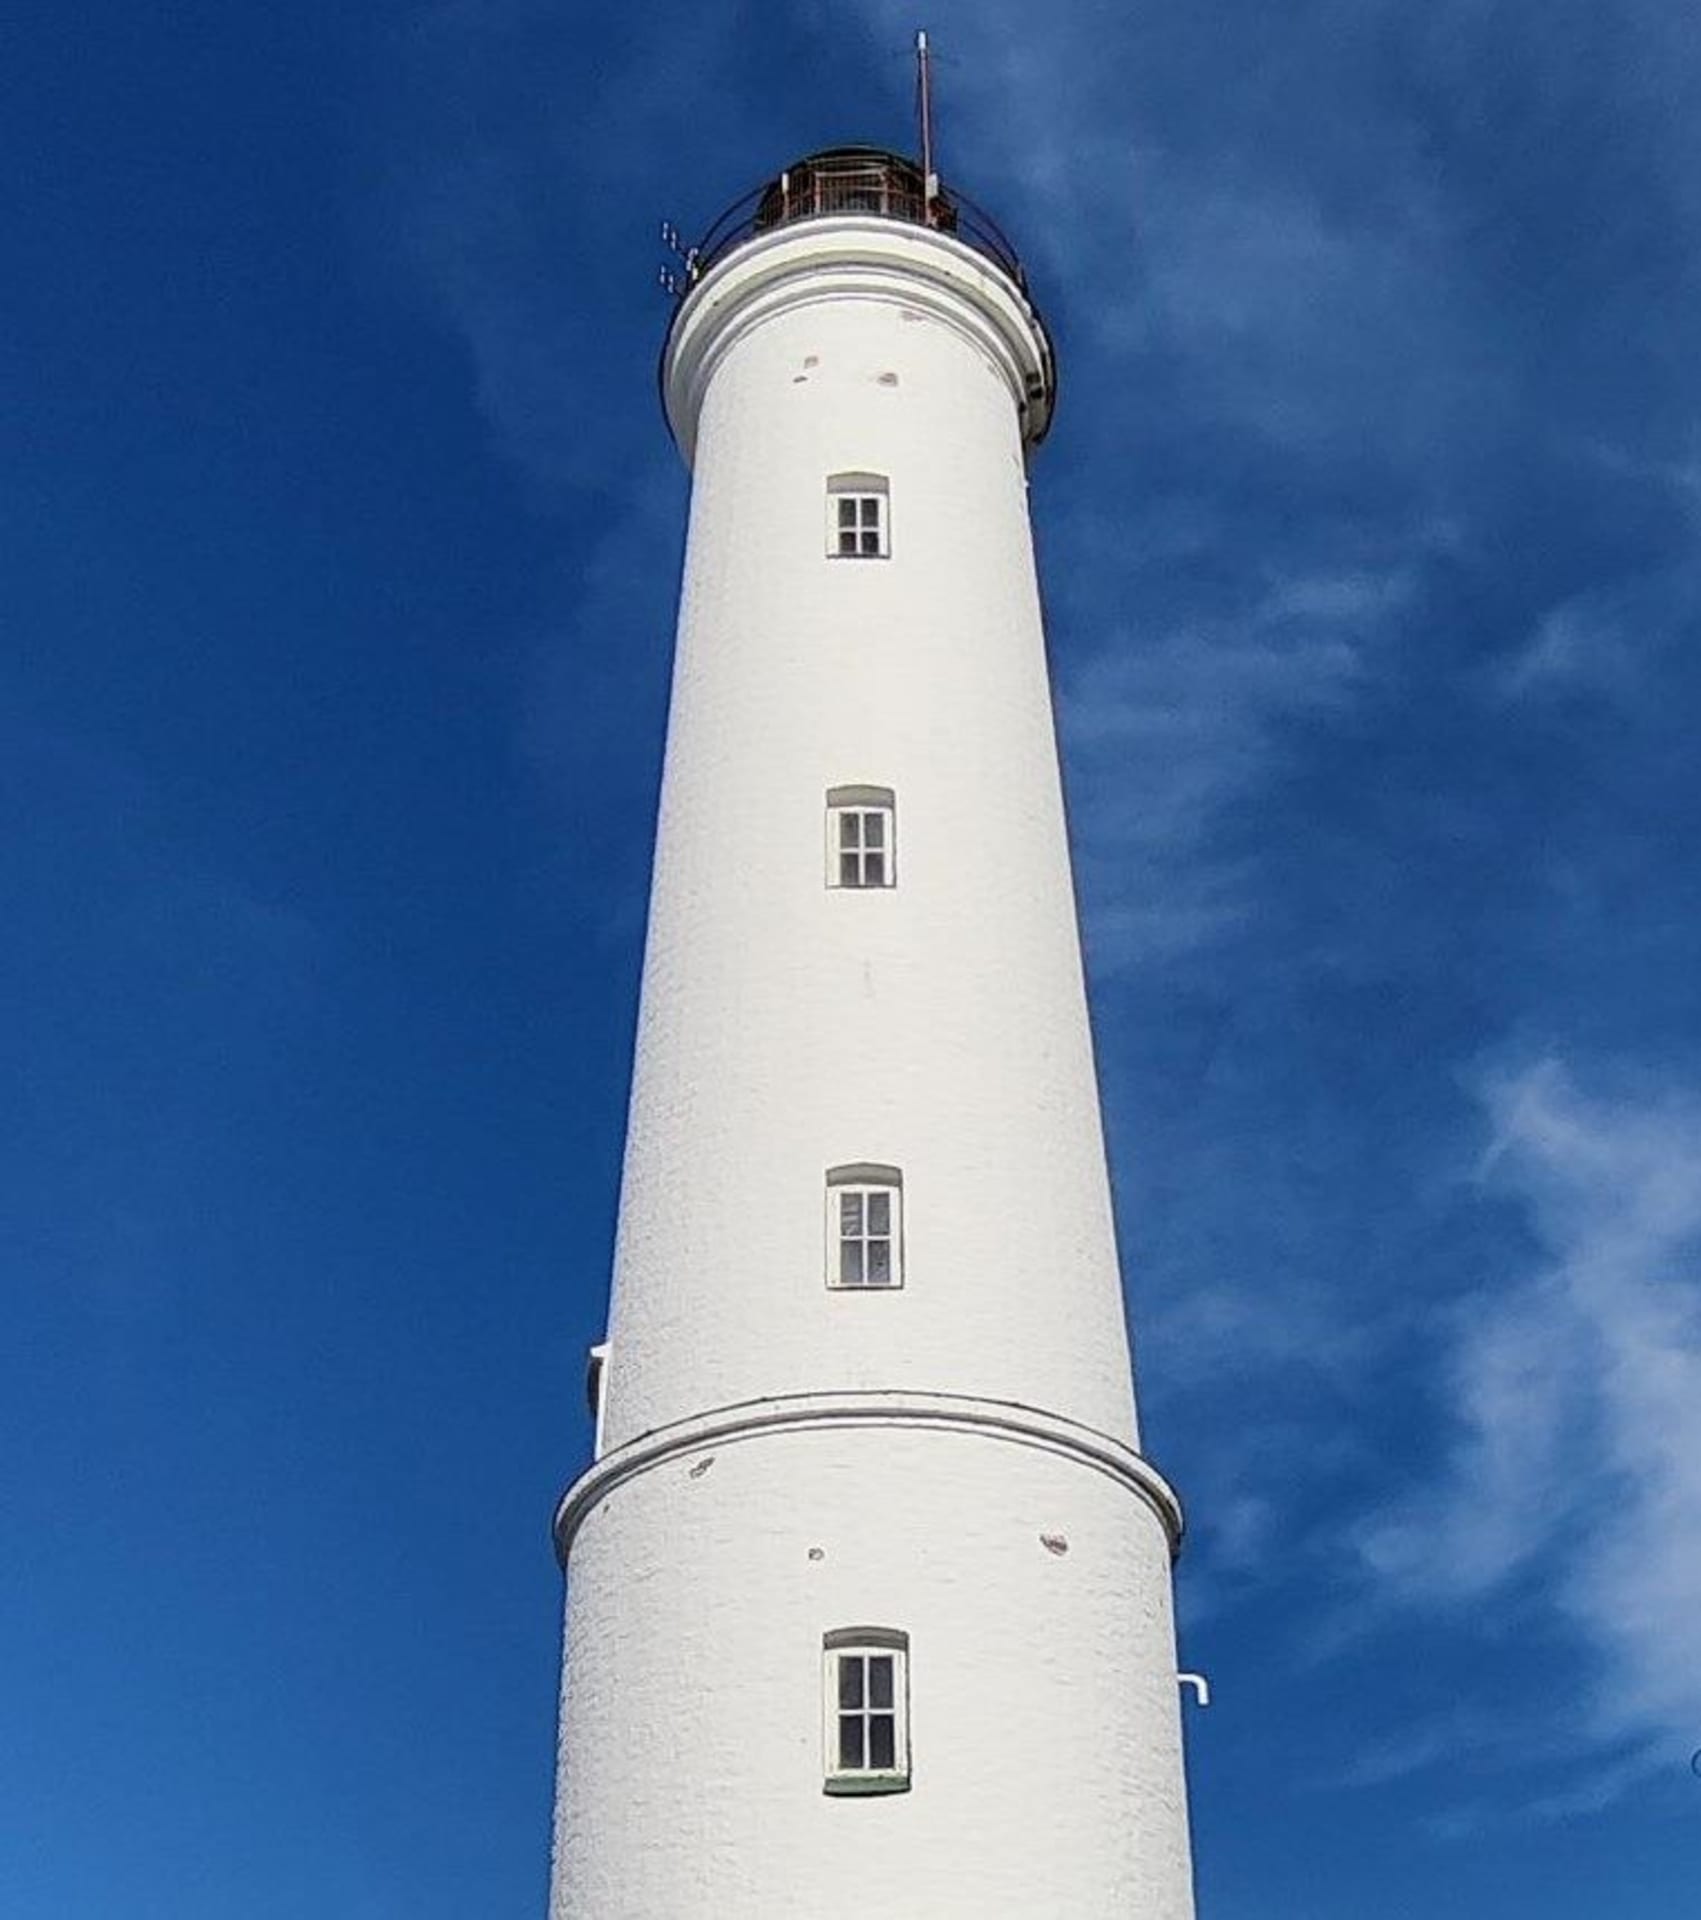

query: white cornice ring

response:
[661,217,1057,464]
[554,1389,1184,1566]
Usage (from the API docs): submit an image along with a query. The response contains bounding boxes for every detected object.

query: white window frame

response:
[825,1163,903,1290]
[826,472,890,559]
[823,1628,911,1794]
[826,785,896,890]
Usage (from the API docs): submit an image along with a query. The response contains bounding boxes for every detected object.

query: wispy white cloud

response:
[1330,1704,1514,1791]
[1059,562,1410,967]
[1144,1270,1382,1398]
[1499,592,1641,702]
[1204,1490,1278,1572]
[850,0,1498,455]
[387,4,758,917]
[514,462,682,933]
[1497,545,1701,710]
[1357,1057,1701,1790]
[390,2,754,493]
[837,2,1485,968]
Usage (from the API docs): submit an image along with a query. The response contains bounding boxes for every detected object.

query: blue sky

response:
[4,2,1699,1915]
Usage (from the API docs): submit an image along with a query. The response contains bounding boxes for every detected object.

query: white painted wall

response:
[554,1429,1191,1919]
[549,213,1196,1918]
[611,222,1136,1450]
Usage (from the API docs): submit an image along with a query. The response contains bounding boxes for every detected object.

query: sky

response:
[3,2,1700,1915]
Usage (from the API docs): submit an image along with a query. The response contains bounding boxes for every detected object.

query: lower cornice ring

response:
[553,1388,1184,1566]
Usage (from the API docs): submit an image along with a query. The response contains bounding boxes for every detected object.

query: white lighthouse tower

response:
[548,138,1197,1918]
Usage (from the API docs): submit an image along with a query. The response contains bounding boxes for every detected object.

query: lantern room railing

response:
[677,147,1031,296]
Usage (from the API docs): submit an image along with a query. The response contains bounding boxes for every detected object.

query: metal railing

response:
[676,149,1031,295]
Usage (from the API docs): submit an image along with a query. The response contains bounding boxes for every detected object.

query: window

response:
[827,473,889,558]
[824,1628,910,1793]
[834,493,884,557]
[826,785,895,889]
[826,1164,903,1289]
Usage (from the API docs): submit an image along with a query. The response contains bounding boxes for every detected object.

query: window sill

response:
[824,1772,911,1797]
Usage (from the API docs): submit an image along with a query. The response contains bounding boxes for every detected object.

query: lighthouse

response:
[547,140,1197,1918]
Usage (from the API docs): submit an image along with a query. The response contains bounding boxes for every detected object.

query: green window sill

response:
[824,1772,912,1797]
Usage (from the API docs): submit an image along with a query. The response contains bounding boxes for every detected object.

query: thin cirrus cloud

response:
[1058,565,1407,969]
[1357,1059,1701,1778]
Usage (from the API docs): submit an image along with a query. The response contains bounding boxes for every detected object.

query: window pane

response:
[840,1192,863,1233]
[839,1715,866,1770]
[838,528,859,556]
[868,1713,896,1770]
[840,1240,865,1286]
[868,1240,891,1285]
[864,850,885,887]
[867,1656,894,1709]
[866,1192,890,1233]
[863,813,884,849]
[857,498,879,527]
[840,812,861,850]
[839,851,860,886]
[859,529,880,556]
[838,497,858,527]
[838,1657,865,1709]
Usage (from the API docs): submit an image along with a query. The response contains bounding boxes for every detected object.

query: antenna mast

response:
[915,28,938,223]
